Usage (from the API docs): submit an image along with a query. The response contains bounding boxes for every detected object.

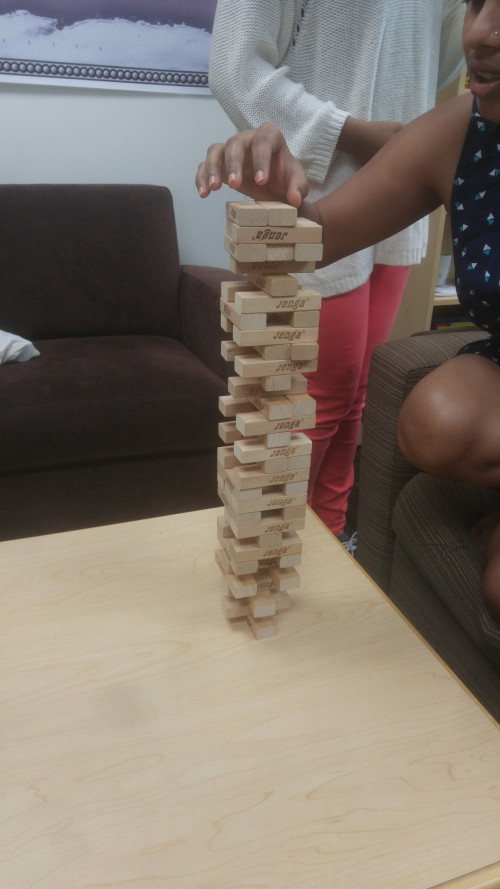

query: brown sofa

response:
[0,184,237,540]
[356,329,500,722]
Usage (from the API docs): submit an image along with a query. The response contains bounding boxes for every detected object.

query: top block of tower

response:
[226,200,298,227]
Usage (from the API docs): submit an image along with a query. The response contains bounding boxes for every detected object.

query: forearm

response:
[303,117,448,267]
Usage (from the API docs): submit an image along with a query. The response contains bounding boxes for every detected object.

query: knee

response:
[397,384,456,474]
[482,563,500,622]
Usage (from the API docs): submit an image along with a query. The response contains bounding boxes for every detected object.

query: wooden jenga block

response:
[224,234,267,263]
[235,354,319,378]
[226,510,306,540]
[271,290,321,311]
[226,200,268,226]
[248,393,293,420]
[218,466,262,501]
[286,454,312,470]
[222,590,290,622]
[294,242,324,262]
[264,431,293,449]
[225,487,307,516]
[218,394,254,417]
[265,245,294,262]
[234,438,288,468]
[220,340,256,362]
[235,410,316,438]
[254,342,292,361]
[282,504,308,521]
[246,614,278,640]
[226,530,302,564]
[220,279,256,302]
[229,557,260,576]
[221,593,251,620]
[257,200,298,226]
[234,465,310,491]
[268,565,301,591]
[215,546,231,575]
[216,513,233,540]
[234,432,312,465]
[236,290,320,316]
[295,216,323,240]
[219,489,262,527]
[227,376,263,398]
[250,593,277,618]
[258,374,292,392]
[256,531,285,547]
[226,217,321,244]
[220,313,233,333]
[278,553,302,568]
[286,310,321,328]
[230,258,315,275]
[290,342,320,362]
[218,420,245,444]
[255,372,308,395]
[289,373,309,393]
[217,446,241,470]
[247,271,300,296]
[284,479,309,495]
[287,393,316,417]
[220,298,267,330]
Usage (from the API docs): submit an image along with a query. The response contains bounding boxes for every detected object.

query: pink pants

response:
[305,264,410,535]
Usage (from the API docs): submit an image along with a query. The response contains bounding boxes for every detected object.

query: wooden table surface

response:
[1,506,500,889]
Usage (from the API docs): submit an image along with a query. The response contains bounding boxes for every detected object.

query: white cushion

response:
[0,329,40,365]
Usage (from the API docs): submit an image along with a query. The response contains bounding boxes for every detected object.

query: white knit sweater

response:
[209,0,465,296]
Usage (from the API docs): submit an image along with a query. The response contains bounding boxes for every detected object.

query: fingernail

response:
[208,174,217,187]
[228,172,237,185]
[255,170,265,183]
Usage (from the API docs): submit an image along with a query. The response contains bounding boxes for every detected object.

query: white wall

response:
[0,81,236,268]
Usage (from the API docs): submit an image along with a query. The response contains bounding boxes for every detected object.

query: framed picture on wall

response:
[0,1,219,93]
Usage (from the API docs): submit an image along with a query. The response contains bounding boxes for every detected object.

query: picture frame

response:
[0,1,218,93]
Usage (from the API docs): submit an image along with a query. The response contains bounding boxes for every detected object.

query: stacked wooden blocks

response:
[216,200,323,639]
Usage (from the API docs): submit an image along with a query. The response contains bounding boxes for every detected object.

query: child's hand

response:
[195,123,309,208]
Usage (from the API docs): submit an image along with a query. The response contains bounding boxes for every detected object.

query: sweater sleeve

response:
[438,0,465,90]
[208,0,349,185]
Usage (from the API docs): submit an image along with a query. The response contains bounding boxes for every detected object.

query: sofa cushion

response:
[392,473,500,669]
[0,335,226,472]
[0,184,181,340]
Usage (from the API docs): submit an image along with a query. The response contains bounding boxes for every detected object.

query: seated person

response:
[196,0,500,621]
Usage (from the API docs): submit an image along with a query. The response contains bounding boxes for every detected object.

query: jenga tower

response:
[215,200,323,639]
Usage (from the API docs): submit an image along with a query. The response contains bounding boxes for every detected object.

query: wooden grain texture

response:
[1,507,500,889]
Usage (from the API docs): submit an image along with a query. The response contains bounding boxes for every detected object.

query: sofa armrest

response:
[357,328,488,591]
[178,265,243,381]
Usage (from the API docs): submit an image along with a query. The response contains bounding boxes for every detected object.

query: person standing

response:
[208,0,465,548]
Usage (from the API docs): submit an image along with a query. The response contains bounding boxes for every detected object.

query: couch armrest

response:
[357,328,488,591]
[178,265,243,381]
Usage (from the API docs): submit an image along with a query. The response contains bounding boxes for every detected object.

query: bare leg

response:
[397,353,500,620]
[398,354,500,486]
[483,520,500,620]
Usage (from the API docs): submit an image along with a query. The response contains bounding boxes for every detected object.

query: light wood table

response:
[2,507,500,889]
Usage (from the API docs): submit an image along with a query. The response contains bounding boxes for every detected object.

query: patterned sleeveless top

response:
[451,98,500,362]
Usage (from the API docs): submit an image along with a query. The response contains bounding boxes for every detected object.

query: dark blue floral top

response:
[452,99,500,362]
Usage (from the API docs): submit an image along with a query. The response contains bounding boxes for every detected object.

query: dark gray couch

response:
[356,329,500,722]
[0,184,238,540]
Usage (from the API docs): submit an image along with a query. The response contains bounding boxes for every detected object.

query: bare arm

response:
[316,93,472,265]
[196,93,472,267]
